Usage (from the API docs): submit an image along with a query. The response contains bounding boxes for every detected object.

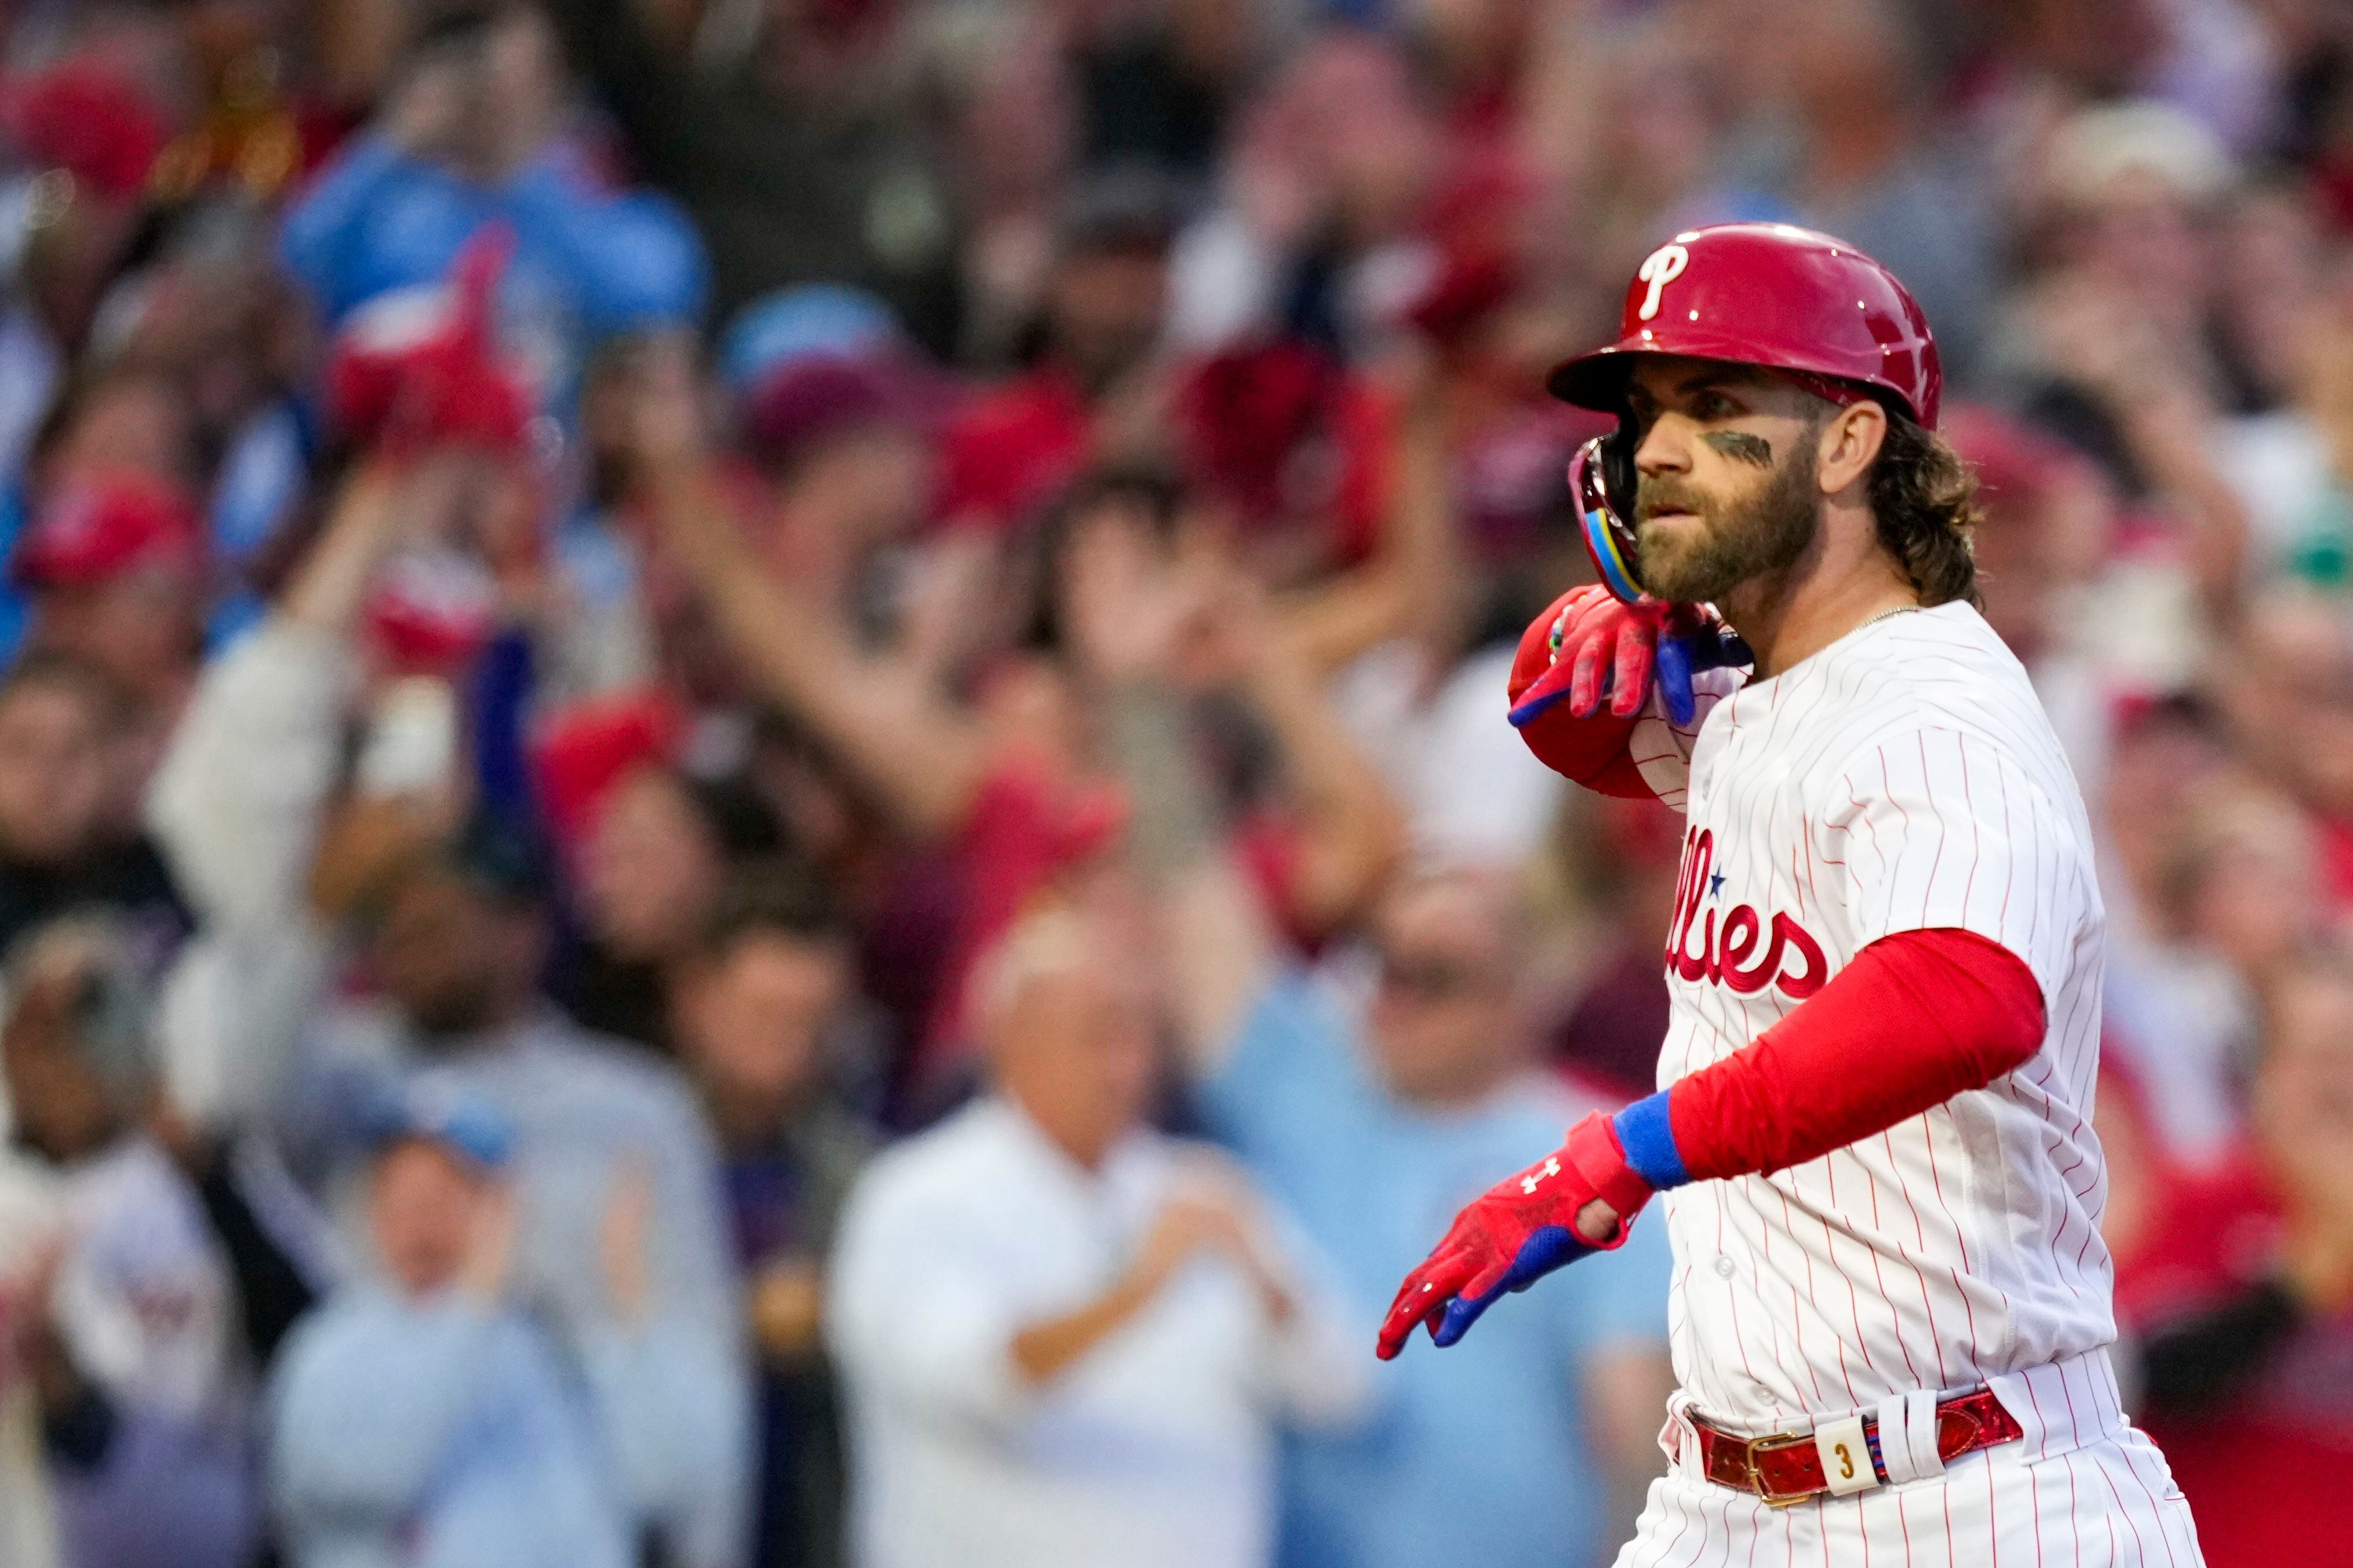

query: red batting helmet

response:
[1546,223,1942,601]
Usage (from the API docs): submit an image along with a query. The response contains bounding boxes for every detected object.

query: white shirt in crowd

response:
[828,1098,1368,1568]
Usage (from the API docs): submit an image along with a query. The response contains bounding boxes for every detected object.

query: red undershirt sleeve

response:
[1517,709,1657,798]
[1663,927,2046,1183]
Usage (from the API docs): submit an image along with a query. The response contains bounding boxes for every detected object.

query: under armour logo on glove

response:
[1376,1113,1659,1358]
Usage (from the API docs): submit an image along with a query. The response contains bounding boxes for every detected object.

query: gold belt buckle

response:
[1746,1430,1822,1508]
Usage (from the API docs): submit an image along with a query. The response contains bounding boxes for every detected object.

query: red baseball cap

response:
[13,472,201,589]
[530,688,690,859]
[2,59,167,202]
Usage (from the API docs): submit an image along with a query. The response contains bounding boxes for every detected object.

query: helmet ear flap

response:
[1602,421,1639,523]
[1570,426,1648,604]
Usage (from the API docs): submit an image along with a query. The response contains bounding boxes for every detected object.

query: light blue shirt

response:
[1199,972,1673,1568]
[278,133,709,422]
[279,1007,750,1568]
[269,1291,633,1568]
[281,136,708,334]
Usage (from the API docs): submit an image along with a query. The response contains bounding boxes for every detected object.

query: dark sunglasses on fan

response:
[1375,949,1490,1001]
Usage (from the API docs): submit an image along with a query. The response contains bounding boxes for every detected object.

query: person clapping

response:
[268,1080,633,1568]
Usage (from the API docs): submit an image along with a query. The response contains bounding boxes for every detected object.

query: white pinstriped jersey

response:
[1627,601,2113,1435]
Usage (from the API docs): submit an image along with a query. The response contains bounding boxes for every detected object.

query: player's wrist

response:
[1561,1111,1661,1245]
[1608,1091,1692,1192]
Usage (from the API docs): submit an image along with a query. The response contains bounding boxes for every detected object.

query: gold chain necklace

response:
[1857,604,1921,632]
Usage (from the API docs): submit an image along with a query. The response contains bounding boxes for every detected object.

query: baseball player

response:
[1378,224,2203,1563]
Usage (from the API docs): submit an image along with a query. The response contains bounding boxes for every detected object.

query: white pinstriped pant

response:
[1616,1357,2204,1568]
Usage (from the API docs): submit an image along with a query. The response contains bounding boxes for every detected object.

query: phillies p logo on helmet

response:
[1636,243,1690,321]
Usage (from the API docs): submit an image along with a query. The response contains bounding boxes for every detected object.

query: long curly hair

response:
[1868,413,1983,610]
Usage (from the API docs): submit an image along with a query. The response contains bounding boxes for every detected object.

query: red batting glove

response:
[1503,584,1665,724]
[1571,586,1662,720]
[1375,1113,1656,1359]
[1506,586,1641,791]
[1509,588,1750,731]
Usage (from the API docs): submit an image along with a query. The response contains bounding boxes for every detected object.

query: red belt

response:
[1692,1389,2023,1507]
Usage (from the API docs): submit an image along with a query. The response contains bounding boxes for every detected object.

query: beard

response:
[1634,440,1821,605]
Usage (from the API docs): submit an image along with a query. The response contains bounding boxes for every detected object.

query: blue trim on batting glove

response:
[1434,1225,1593,1347]
[1612,1091,1692,1191]
[1655,636,1697,725]
[1508,684,1570,729]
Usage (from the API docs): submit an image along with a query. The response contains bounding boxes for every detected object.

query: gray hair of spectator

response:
[2,911,156,1101]
[968,903,1097,1043]
[2044,99,2238,212]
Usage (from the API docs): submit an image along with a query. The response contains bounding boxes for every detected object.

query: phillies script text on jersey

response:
[1663,826,1827,998]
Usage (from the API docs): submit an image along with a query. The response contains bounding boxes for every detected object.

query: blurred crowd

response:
[0,1,2341,1566]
